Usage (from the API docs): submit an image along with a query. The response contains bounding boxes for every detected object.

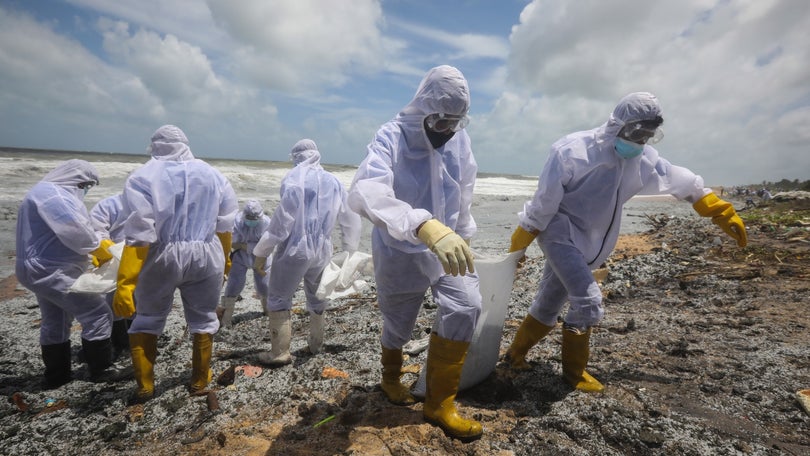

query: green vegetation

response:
[741,205,810,229]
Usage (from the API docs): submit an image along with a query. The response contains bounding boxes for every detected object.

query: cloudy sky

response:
[1,0,808,186]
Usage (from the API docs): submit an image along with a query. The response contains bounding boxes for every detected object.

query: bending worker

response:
[253,139,361,365]
[114,125,238,403]
[217,199,271,328]
[16,159,117,388]
[349,65,483,442]
[506,92,748,393]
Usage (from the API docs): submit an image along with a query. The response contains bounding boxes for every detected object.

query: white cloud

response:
[207,0,386,93]
[490,0,810,185]
[68,0,231,52]
[0,8,160,139]
[391,19,510,60]
[97,17,249,116]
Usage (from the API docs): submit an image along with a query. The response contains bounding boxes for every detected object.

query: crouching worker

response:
[114,125,238,403]
[506,92,747,393]
[217,200,271,328]
[252,139,361,365]
[16,160,118,387]
[349,65,483,442]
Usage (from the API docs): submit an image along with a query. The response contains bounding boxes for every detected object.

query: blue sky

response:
[1,0,809,186]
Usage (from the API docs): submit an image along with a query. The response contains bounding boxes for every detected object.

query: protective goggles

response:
[620,121,664,145]
[245,213,263,221]
[425,113,469,133]
[77,181,97,191]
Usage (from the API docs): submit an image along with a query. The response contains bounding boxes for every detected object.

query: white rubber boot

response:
[219,296,237,329]
[258,310,292,366]
[308,312,325,354]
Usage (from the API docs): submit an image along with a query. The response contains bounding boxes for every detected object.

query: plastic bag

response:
[315,251,374,300]
[68,241,125,294]
[411,250,523,397]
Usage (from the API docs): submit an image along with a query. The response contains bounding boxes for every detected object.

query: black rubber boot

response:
[41,342,72,389]
[81,338,115,382]
[111,319,131,359]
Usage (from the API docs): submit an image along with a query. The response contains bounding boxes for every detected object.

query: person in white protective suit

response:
[217,199,271,328]
[113,125,238,403]
[348,65,483,442]
[506,92,748,393]
[252,139,361,365]
[15,159,118,388]
[89,193,131,358]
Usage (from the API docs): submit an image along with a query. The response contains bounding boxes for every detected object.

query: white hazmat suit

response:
[506,92,747,394]
[253,139,361,362]
[117,125,238,401]
[121,126,238,334]
[218,200,271,327]
[349,65,483,441]
[16,159,115,387]
[90,193,131,356]
[520,92,708,330]
[349,66,480,348]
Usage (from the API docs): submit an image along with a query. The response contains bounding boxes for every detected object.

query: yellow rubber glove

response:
[417,219,474,276]
[113,245,149,318]
[216,231,232,276]
[253,255,268,277]
[509,226,539,252]
[90,238,115,267]
[693,193,747,248]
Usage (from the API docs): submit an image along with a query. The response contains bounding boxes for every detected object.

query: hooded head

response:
[242,199,264,227]
[603,92,663,139]
[42,159,100,198]
[147,125,194,161]
[290,139,321,165]
[401,65,470,119]
[243,199,264,219]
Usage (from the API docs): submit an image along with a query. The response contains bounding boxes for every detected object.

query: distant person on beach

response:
[506,92,748,393]
[349,65,483,442]
[252,139,361,365]
[217,199,271,328]
[15,159,118,388]
[113,125,238,402]
[89,193,132,358]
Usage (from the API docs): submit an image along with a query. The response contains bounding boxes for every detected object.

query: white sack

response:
[68,242,124,294]
[412,250,523,397]
[316,251,374,300]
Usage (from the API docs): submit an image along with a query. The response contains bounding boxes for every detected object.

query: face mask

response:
[82,187,89,196]
[244,219,259,228]
[614,138,644,159]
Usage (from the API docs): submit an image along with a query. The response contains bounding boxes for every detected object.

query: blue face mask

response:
[244,219,259,228]
[614,138,644,159]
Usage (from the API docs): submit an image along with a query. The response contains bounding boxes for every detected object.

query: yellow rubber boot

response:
[129,333,158,403]
[380,346,415,405]
[423,334,483,442]
[561,327,604,393]
[505,315,555,370]
[190,333,214,394]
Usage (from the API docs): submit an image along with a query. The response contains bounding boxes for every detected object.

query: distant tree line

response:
[753,178,810,192]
